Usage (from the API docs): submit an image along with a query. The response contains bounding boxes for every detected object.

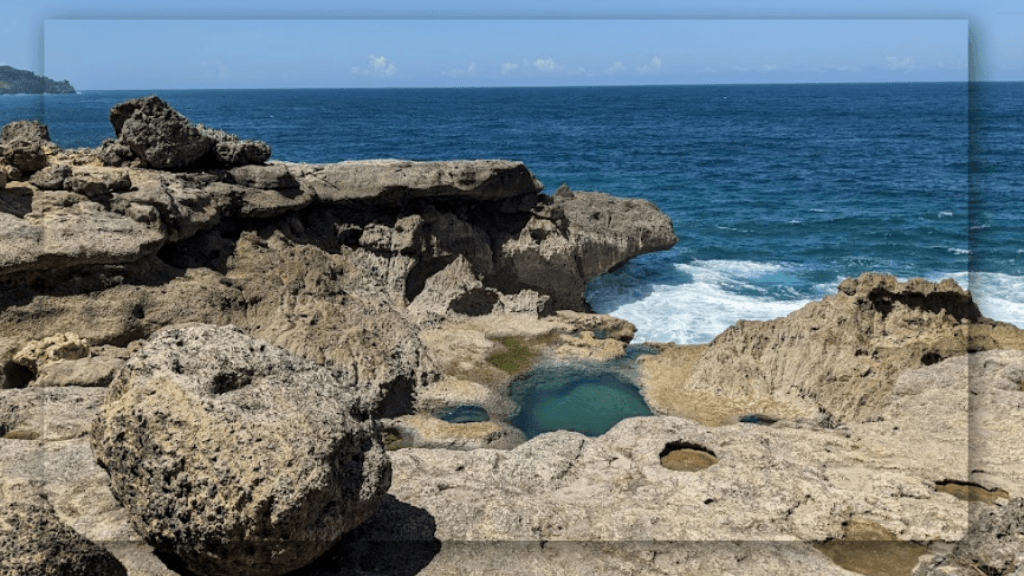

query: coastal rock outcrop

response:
[0,120,55,176]
[107,95,270,169]
[640,273,1024,426]
[92,324,391,576]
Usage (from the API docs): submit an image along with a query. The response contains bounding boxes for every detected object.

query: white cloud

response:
[442,62,477,78]
[534,58,559,71]
[501,62,519,75]
[352,54,397,77]
[637,55,662,73]
[606,61,626,74]
[761,63,778,72]
[886,55,914,70]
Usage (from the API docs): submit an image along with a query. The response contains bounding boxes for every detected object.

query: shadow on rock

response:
[292,495,441,576]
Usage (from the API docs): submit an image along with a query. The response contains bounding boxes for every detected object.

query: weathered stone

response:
[200,125,272,166]
[65,168,132,198]
[96,137,135,166]
[1,120,51,143]
[92,324,392,576]
[28,163,72,190]
[112,96,212,169]
[640,273,1024,426]
[1,386,106,440]
[0,207,165,279]
[0,483,128,576]
[32,355,124,388]
[1,138,48,174]
[229,163,297,189]
[12,332,90,375]
[297,159,543,204]
[494,189,677,310]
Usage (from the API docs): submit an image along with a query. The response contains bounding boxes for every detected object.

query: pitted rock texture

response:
[0,120,55,176]
[107,95,271,169]
[640,273,1024,426]
[0,489,128,576]
[91,324,391,576]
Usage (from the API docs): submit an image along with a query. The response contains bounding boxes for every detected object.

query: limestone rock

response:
[0,120,55,176]
[494,189,677,310]
[32,355,124,388]
[640,273,1024,426]
[13,332,90,375]
[91,324,391,576]
[229,163,298,189]
[0,207,165,279]
[111,95,212,169]
[199,125,272,166]
[298,159,543,204]
[28,163,72,190]
[1,120,51,143]
[1,386,106,440]
[0,483,128,576]
[64,168,132,198]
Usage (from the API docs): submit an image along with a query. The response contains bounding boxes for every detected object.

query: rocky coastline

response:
[0,66,75,95]
[1,96,1022,576]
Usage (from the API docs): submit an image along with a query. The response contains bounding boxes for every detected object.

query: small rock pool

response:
[506,345,656,438]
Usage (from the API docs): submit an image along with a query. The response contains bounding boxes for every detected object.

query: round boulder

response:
[91,324,391,576]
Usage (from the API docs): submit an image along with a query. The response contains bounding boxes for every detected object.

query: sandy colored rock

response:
[13,332,89,375]
[297,159,543,204]
[1,386,106,440]
[32,355,124,388]
[92,324,392,576]
[640,273,1024,426]
[111,96,212,169]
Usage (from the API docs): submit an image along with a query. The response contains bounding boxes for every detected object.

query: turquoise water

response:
[433,405,490,424]
[507,347,654,438]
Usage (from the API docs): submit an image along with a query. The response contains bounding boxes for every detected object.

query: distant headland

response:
[0,65,75,94]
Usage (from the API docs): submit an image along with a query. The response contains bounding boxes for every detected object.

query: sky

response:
[0,0,1021,89]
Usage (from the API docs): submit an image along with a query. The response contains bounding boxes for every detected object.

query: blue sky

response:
[0,0,1021,89]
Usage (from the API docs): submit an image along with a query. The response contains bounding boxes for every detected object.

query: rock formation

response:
[92,324,391,576]
[3,96,1021,576]
[639,273,1024,427]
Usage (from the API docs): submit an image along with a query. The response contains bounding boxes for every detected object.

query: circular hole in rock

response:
[507,349,653,438]
[659,441,718,472]
[433,405,490,424]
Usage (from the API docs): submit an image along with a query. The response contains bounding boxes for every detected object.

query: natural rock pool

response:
[507,345,655,438]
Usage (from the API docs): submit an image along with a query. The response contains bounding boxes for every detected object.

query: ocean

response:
[3,83,1019,345]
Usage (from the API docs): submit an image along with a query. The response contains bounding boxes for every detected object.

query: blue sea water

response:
[3,83,1020,345]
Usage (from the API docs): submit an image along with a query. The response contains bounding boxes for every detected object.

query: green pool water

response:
[507,346,655,438]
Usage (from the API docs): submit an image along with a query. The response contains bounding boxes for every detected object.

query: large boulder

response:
[91,324,391,576]
[110,96,213,170]
[107,96,271,169]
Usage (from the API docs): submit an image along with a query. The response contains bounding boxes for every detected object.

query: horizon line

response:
[60,79,1000,91]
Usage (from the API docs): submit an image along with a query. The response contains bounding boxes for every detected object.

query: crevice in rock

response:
[934,480,1010,504]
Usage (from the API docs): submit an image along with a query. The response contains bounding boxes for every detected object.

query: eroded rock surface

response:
[0,482,128,576]
[92,324,391,576]
[640,273,1024,426]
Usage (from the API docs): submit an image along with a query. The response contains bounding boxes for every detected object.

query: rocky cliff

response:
[0,65,75,94]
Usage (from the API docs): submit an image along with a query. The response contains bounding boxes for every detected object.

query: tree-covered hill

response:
[0,66,75,94]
